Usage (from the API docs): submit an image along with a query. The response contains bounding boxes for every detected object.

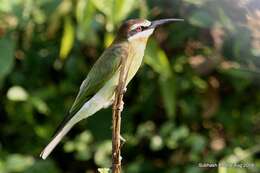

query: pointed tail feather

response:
[40,106,84,160]
[40,84,115,159]
[40,98,104,159]
[40,119,75,159]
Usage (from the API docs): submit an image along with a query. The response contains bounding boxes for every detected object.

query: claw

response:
[115,101,124,111]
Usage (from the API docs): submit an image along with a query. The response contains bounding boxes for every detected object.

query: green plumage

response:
[54,42,129,137]
[69,42,129,116]
[40,42,130,159]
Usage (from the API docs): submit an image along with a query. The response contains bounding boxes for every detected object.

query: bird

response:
[40,18,183,159]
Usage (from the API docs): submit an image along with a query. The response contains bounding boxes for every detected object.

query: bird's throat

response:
[124,39,147,85]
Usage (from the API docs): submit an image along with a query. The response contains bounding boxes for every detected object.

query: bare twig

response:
[112,57,128,173]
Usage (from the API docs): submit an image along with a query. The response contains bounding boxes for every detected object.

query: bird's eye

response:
[136,26,142,32]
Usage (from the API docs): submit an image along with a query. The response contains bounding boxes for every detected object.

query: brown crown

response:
[115,19,147,41]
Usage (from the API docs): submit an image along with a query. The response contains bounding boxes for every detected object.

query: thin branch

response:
[112,56,127,173]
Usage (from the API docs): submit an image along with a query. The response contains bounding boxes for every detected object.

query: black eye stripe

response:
[141,26,148,30]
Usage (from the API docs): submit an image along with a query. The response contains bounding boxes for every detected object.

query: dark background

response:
[0,0,259,172]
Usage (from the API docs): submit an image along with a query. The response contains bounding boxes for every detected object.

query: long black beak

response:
[149,18,184,29]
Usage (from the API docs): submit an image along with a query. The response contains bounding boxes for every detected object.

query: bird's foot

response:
[112,100,124,111]
[115,101,124,111]
[117,86,127,95]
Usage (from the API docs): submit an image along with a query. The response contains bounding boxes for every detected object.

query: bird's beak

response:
[149,18,184,29]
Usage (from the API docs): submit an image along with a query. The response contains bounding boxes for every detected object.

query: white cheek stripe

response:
[128,29,154,41]
[130,20,151,30]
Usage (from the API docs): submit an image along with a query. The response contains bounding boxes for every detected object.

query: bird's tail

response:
[40,115,78,160]
[40,83,115,159]
[40,100,97,159]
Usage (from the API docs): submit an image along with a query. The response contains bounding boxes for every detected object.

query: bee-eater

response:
[40,18,183,159]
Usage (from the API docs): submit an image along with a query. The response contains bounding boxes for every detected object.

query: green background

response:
[0,0,259,172]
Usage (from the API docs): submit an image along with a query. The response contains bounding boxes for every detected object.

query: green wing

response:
[42,43,129,157]
[69,42,129,115]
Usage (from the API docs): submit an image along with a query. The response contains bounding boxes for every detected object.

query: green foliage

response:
[59,16,75,60]
[0,35,15,86]
[0,0,259,173]
[98,168,110,173]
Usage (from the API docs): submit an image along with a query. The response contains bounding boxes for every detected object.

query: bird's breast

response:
[125,40,148,84]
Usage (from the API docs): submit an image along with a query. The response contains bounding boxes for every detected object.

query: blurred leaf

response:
[160,121,175,137]
[139,0,148,18]
[137,121,155,138]
[5,154,34,172]
[64,131,93,160]
[104,32,115,48]
[252,48,260,57]
[46,0,68,38]
[219,68,252,91]
[0,35,15,85]
[94,140,112,167]
[98,168,110,173]
[125,159,144,173]
[113,0,136,23]
[186,166,202,173]
[150,135,163,151]
[91,0,136,25]
[29,97,49,114]
[7,86,29,101]
[166,125,189,149]
[59,16,75,59]
[76,0,88,22]
[35,125,49,138]
[0,0,13,12]
[145,39,171,78]
[145,39,176,117]
[183,0,208,6]
[186,134,207,153]
[64,140,75,152]
[76,0,98,44]
[90,0,112,17]
[24,160,60,173]
[217,8,234,32]
[159,76,176,118]
[0,160,6,173]
[56,0,72,16]
[32,8,46,25]
[189,11,213,28]
[192,76,208,90]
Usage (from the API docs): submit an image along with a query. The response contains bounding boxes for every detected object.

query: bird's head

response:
[115,18,184,42]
